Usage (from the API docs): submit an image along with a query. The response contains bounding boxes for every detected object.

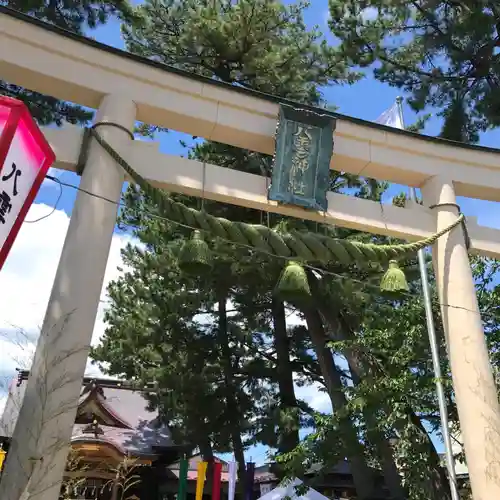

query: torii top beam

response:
[2,6,500,261]
[1,6,500,202]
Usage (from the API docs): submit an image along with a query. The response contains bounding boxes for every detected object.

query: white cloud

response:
[295,381,331,413]
[360,7,378,22]
[283,314,333,414]
[0,202,134,390]
[0,203,333,420]
[323,9,331,26]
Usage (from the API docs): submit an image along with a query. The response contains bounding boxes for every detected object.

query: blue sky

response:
[26,0,493,465]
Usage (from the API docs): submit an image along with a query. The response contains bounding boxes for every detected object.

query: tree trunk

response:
[271,298,300,454]
[218,297,247,496]
[302,306,377,500]
[307,272,451,500]
[409,409,453,500]
[321,306,450,499]
[348,361,407,500]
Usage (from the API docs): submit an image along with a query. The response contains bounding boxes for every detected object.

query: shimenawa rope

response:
[87,124,465,267]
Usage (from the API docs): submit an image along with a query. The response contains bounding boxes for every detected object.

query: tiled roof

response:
[0,374,174,457]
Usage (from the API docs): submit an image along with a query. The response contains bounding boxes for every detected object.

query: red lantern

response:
[0,96,55,270]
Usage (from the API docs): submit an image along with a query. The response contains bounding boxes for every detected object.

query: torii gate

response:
[0,6,500,500]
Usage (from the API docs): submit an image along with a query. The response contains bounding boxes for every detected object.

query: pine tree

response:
[94,1,386,497]
[91,2,469,499]
[2,0,135,124]
[122,0,358,103]
[5,0,134,32]
[327,0,500,142]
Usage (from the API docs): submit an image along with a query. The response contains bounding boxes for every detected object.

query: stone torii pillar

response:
[422,175,500,500]
[0,94,136,500]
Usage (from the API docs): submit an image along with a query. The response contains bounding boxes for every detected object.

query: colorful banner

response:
[245,462,255,500]
[212,461,223,500]
[177,458,188,500]
[228,461,237,500]
[195,461,208,500]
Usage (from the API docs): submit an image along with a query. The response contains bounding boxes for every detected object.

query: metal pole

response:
[396,97,460,500]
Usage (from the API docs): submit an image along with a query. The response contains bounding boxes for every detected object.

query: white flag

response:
[228,461,237,500]
[375,101,404,130]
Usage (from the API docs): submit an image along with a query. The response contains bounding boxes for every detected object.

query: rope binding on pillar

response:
[429,202,471,250]
[85,124,467,294]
